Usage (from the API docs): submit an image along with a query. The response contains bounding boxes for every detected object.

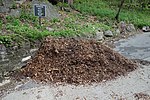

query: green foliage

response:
[0,20,2,30]
[0,34,29,47]
[12,19,21,26]
[49,14,111,36]
[51,18,60,23]
[0,35,13,47]
[20,10,37,22]
[57,2,69,7]
[0,0,3,6]
[6,25,41,40]
[74,0,150,27]
[6,16,14,22]
[12,2,17,9]
[1,1,112,47]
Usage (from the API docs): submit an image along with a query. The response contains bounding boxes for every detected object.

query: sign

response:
[34,4,46,17]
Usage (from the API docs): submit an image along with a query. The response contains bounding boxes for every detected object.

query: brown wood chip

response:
[20,37,137,84]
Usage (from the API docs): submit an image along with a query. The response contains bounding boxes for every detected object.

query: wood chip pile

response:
[21,37,137,84]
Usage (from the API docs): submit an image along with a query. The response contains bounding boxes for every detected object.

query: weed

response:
[12,2,17,9]
[0,35,12,47]
[0,20,2,29]
[19,10,37,22]
[51,18,60,23]
[74,0,150,27]
[1,1,112,47]
[6,16,14,22]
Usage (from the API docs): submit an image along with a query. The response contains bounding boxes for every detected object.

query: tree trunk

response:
[68,0,73,5]
[115,0,125,21]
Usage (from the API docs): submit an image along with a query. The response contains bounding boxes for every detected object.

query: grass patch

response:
[74,0,150,27]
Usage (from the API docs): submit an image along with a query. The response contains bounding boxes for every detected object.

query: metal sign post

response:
[34,4,46,26]
[39,16,41,26]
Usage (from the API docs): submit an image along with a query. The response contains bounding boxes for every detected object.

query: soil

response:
[20,37,137,84]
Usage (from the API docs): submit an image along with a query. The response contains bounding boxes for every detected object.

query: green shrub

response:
[20,10,37,22]
[0,35,13,47]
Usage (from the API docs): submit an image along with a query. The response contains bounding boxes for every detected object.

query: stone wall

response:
[0,0,60,19]
[32,0,59,19]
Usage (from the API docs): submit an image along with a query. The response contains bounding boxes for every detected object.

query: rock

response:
[0,6,9,13]
[119,21,126,34]
[104,30,113,37]
[142,26,150,32]
[9,9,21,17]
[126,24,136,32]
[21,56,31,62]
[3,0,14,8]
[46,27,54,32]
[0,45,6,52]
[95,31,104,40]
[64,7,71,12]
[15,0,26,5]
[142,26,147,32]
[32,0,60,19]
[30,48,38,53]
[0,45,7,62]
[115,29,120,34]
[0,79,10,86]
[30,48,38,57]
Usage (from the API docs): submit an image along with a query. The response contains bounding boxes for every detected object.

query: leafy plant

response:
[19,10,37,22]
[73,0,150,27]
[12,2,17,9]
[0,35,13,47]
[0,20,2,29]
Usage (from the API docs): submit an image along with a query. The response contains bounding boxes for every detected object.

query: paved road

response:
[1,32,150,100]
[114,32,150,60]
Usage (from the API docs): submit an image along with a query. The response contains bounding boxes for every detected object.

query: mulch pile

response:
[134,93,150,100]
[20,37,137,84]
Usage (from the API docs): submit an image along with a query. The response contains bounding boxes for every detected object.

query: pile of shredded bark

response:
[21,37,137,84]
[134,93,150,100]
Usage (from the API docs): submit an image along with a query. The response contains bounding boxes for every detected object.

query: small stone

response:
[104,30,113,37]
[126,24,135,32]
[0,6,9,13]
[30,48,38,53]
[9,9,21,17]
[115,29,120,35]
[64,7,71,12]
[3,0,14,8]
[142,26,147,31]
[36,95,41,99]
[21,56,31,62]
[0,79,10,86]
[95,31,104,40]
[119,21,126,34]
[142,26,150,32]
[15,0,26,5]
[46,27,54,32]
